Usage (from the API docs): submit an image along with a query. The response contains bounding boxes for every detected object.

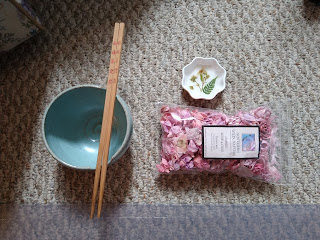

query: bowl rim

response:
[42,84,133,170]
[181,57,227,100]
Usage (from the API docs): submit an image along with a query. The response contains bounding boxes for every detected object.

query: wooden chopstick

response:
[97,22,125,218]
[90,22,125,219]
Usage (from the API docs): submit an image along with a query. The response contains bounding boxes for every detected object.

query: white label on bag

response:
[202,126,260,159]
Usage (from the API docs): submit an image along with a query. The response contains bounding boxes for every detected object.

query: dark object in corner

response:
[310,0,320,6]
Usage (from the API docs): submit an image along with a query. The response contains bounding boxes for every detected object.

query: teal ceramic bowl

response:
[42,85,133,170]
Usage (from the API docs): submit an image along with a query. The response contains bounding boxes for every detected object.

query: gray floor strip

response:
[0,204,319,240]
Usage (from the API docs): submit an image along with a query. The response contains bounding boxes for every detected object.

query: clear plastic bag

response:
[156,100,292,184]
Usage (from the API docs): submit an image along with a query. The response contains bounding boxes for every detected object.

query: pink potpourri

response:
[157,105,281,183]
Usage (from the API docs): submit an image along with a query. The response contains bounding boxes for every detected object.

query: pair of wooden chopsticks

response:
[91,22,125,218]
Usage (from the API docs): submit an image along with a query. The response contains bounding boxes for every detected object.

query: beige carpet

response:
[0,0,319,204]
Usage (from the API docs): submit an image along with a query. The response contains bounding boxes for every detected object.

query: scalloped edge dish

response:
[182,57,226,100]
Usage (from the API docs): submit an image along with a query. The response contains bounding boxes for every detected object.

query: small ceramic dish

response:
[182,57,226,100]
[42,85,133,170]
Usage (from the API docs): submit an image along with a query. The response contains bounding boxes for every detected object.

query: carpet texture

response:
[0,0,319,204]
[1,204,319,239]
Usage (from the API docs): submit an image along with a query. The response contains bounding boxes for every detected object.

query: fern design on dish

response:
[203,76,217,94]
[189,68,217,94]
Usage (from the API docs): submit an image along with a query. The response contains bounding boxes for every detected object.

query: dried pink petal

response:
[174,134,188,153]
[161,158,169,166]
[191,110,207,121]
[181,154,192,163]
[173,163,180,170]
[201,159,211,170]
[156,164,166,173]
[187,140,198,153]
[179,160,186,167]
[193,155,202,169]
[187,161,194,169]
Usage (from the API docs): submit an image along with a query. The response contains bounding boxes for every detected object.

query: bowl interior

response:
[44,86,128,169]
[182,58,226,100]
